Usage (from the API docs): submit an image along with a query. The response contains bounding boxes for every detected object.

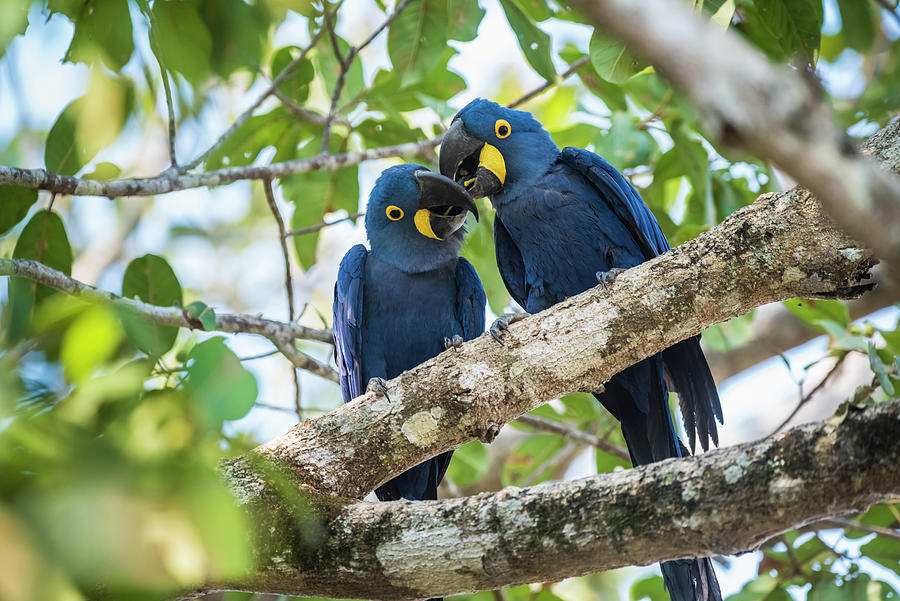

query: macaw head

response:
[365,163,478,273]
[439,98,558,203]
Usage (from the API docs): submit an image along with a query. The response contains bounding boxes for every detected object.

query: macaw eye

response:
[386,205,404,221]
[495,119,511,139]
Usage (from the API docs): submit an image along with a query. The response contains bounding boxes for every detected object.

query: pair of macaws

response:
[333,99,724,601]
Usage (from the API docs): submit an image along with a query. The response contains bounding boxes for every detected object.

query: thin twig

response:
[0,257,337,362]
[516,414,630,461]
[771,353,848,434]
[144,6,178,168]
[820,517,900,541]
[262,178,304,417]
[874,0,900,28]
[239,349,280,361]
[284,212,363,237]
[184,27,325,172]
[508,56,591,109]
[320,0,415,154]
[781,535,808,577]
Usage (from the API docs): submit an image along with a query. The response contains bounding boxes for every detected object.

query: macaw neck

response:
[491,132,559,209]
[369,229,464,274]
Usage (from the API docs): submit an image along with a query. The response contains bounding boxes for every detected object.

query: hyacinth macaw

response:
[440,99,723,601]
[333,163,485,503]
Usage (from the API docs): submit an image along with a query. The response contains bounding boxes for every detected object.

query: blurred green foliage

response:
[1,0,899,599]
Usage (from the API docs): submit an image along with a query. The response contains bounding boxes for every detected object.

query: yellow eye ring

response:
[386,205,404,221]
[495,119,511,139]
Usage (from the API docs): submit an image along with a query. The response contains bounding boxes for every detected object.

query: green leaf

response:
[734,0,823,64]
[868,342,896,396]
[283,137,358,269]
[6,210,73,342]
[502,433,566,486]
[45,99,86,176]
[446,0,485,41]
[312,33,365,106]
[783,298,850,329]
[184,301,217,332]
[446,440,488,486]
[0,2,28,61]
[836,0,875,52]
[631,575,667,601]
[271,46,315,103]
[200,0,269,77]
[387,0,449,86]
[205,107,301,170]
[594,112,659,170]
[0,185,37,235]
[65,0,134,71]
[727,574,792,601]
[185,337,258,427]
[498,0,556,82]
[151,0,212,84]
[589,32,646,84]
[83,162,122,181]
[460,202,511,315]
[121,254,183,357]
[61,306,122,382]
[701,310,755,353]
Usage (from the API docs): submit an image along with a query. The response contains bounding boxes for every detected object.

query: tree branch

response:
[566,0,900,265]
[0,138,444,198]
[515,414,630,461]
[242,174,875,499]
[210,401,900,600]
[0,258,338,382]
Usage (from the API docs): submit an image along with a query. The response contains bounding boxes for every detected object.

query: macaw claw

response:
[596,267,625,289]
[366,377,391,402]
[444,334,464,350]
[489,312,529,345]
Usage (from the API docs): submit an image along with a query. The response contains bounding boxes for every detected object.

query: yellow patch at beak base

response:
[479,143,506,184]
[414,209,441,240]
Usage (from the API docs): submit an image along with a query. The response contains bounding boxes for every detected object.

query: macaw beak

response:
[413,170,479,241]
[439,119,506,199]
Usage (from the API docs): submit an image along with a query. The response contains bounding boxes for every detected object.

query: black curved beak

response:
[439,119,504,199]
[413,170,479,241]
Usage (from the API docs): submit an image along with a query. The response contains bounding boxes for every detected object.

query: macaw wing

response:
[559,146,670,260]
[456,257,487,341]
[493,215,529,309]
[332,244,368,404]
[560,147,723,452]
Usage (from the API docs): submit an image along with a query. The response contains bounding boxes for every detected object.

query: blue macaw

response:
[440,99,723,601]
[333,163,485,503]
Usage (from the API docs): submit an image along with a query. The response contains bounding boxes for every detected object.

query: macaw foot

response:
[489,312,529,345]
[366,377,391,402]
[596,267,626,289]
[444,334,464,351]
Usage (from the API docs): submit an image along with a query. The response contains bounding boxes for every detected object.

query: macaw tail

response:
[596,356,722,601]
[374,451,454,501]
[661,558,722,601]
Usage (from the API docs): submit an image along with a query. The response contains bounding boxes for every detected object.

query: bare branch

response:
[817,516,900,541]
[567,0,900,265]
[183,27,325,172]
[770,352,849,434]
[515,414,630,461]
[0,138,443,198]
[0,259,337,378]
[262,178,305,412]
[214,401,900,600]
[508,56,591,109]
[284,211,363,237]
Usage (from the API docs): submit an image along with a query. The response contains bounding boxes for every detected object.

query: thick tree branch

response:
[212,401,900,600]
[245,178,874,500]
[566,0,900,265]
[0,258,338,381]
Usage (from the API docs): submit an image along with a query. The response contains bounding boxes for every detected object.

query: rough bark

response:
[242,184,874,501]
[204,401,900,600]
[566,0,900,265]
